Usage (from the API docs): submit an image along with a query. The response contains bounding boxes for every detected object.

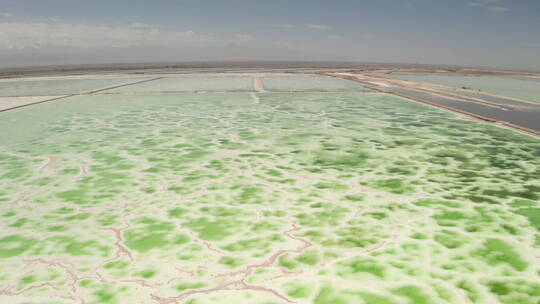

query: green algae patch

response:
[56,189,90,205]
[263,210,286,217]
[313,285,382,304]
[175,282,207,292]
[278,250,320,270]
[47,225,69,232]
[414,198,461,208]
[184,218,234,241]
[297,249,320,265]
[332,225,387,249]
[79,280,129,304]
[336,257,386,279]
[314,182,349,191]
[473,238,528,271]
[0,235,36,258]
[296,205,349,227]
[278,254,298,270]
[282,282,313,299]
[433,210,468,225]
[457,279,482,302]
[358,292,396,304]
[9,218,30,228]
[343,194,365,202]
[219,256,243,268]
[17,275,37,290]
[125,217,189,253]
[54,207,76,214]
[222,234,284,254]
[509,199,537,208]
[366,178,415,195]
[138,269,157,278]
[513,208,540,230]
[92,288,118,304]
[392,285,432,304]
[105,260,129,269]
[48,236,111,256]
[485,279,540,304]
[97,212,119,226]
[314,286,350,304]
[1,210,17,217]
[14,268,63,291]
[434,230,467,249]
[64,213,92,221]
[410,232,428,240]
[235,185,265,204]
[168,207,188,218]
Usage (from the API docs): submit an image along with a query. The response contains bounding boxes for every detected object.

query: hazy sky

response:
[0,0,539,70]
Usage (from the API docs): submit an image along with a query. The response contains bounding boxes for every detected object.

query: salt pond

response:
[0,73,539,304]
[388,72,540,103]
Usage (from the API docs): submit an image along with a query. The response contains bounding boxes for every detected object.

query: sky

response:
[0,0,539,70]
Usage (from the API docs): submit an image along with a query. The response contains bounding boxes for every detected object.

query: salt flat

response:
[0,73,539,304]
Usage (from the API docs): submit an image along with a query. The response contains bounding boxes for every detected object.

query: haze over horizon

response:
[0,0,539,70]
